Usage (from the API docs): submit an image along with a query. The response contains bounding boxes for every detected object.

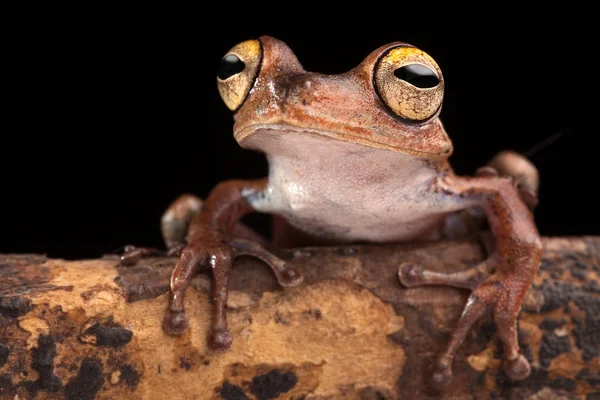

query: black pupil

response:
[218,54,245,80]
[394,64,439,88]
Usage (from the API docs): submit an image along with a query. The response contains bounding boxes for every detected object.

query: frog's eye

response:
[374,45,444,123]
[217,39,262,112]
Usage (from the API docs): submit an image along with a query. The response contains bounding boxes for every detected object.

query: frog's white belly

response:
[259,178,448,242]
[245,132,466,243]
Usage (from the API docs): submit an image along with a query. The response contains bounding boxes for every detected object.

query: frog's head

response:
[216,35,452,159]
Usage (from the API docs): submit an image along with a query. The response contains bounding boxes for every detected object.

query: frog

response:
[120,36,542,388]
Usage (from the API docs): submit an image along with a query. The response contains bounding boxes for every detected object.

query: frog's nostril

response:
[218,54,246,80]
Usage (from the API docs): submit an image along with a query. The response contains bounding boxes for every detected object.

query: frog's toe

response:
[208,327,233,352]
[119,245,165,266]
[504,354,531,381]
[431,356,453,389]
[398,263,425,287]
[166,243,186,257]
[279,267,304,287]
[163,310,190,336]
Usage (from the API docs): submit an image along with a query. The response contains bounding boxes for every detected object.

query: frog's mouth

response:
[234,123,453,159]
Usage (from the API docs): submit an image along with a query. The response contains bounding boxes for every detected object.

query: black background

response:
[1,4,596,259]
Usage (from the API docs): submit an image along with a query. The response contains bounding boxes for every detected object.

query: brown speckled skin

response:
[121,35,542,387]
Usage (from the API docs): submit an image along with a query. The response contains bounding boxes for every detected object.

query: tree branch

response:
[1,237,599,399]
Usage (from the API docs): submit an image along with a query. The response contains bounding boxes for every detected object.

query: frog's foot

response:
[118,244,185,266]
[163,236,303,352]
[230,238,304,287]
[118,245,167,266]
[399,257,534,388]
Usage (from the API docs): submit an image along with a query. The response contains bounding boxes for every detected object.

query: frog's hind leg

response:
[160,194,204,252]
[119,194,203,265]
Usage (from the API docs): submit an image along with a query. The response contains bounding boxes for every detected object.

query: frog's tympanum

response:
[122,36,542,388]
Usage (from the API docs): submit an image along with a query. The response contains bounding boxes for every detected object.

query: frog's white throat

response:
[242,126,452,243]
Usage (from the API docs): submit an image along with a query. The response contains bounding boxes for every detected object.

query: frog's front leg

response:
[120,191,270,265]
[162,179,303,351]
[399,173,542,388]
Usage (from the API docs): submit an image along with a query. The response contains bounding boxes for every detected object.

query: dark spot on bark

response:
[479,320,498,344]
[0,344,8,367]
[539,318,566,331]
[564,303,571,313]
[577,368,600,386]
[572,295,600,361]
[303,308,322,320]
[79,319,133,348]
[469,372,487,395]
[497,367,548,399]
[179,357,191,371]
[0,296,32,317]
[250,369,298,400]
[521,342,535,364]
[571,268,587,280]
[64,358,104,400]
[549,377,576,392]
[220,381,250,400]
[274,312,290,325]
[23,334,62,394]
[80,284,115,301]
[539,331,571,369]
[583,280,600,294]
[539,258,553,271]
[577,368,590,379]
[359,386,392,399]
[0,374,15,396]
[536,281,577,312]
[119,364,140,390]
[203,360,210,366]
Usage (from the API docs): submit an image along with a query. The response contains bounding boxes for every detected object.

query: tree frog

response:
[121,36,542,388]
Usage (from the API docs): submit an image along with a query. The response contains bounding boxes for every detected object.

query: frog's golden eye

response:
[374,45,444,123]
[217,39,262,112]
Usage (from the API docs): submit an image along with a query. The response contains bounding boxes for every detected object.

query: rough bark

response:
[1,236,599,400]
